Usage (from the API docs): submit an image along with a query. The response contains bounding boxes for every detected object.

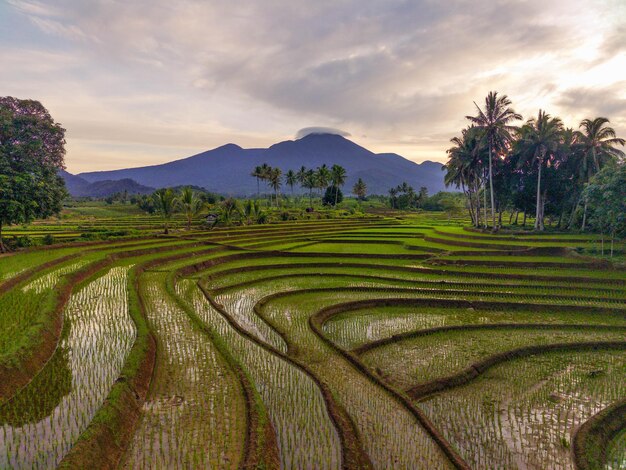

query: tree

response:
[323,186,343,206]
[576,117,625,230]
[583,162,626,256]
[330,164,347,206]
[316,164,331,197]
[301,169,317,208]
[219,197,242,225]
[444,126,486,226]
[388,187,398,209]
[352,178,367,200]
[153,188,177,234]
[296,166,308,185]
[268,167,282,206]
[0,97,67,252]
[176,187,204,230]
[515,110,563,231]
[251,165,263,196]
[285,169,297,195]
[259,163,271,193]
[466,91,521,229]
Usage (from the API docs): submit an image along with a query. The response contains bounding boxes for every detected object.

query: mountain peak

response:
[77,134,449,196]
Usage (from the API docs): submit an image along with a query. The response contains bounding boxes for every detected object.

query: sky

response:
[1,0,625,173]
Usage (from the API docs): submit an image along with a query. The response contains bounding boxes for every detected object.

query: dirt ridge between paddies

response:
[166,270,280,469]
[204,261,626,292]
[437,227,598,244]
[58,245,232,469]
[186,250,626,287]
[215,285,626,312]
[208,272,626,306]
[352,323,626,356]
[402,341,626,400]
[196,281,373,470]
[572,398,626,470]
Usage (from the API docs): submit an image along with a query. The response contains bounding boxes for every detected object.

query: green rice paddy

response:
[0,211,624,469]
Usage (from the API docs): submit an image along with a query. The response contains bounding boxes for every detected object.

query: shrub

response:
[323,186,343,206]
[42,234,55,245]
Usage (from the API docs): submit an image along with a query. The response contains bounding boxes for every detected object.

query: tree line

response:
[251,163,367,206]
[444,91,625,233]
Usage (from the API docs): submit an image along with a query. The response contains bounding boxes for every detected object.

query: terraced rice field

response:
[0,215,624,469]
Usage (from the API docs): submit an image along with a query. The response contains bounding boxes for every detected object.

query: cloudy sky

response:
[1,0,625,173]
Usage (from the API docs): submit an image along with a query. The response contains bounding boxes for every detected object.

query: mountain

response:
[59,170,154,197]
[77,133,447,195]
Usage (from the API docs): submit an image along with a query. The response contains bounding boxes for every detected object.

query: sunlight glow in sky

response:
[1,0,625,173]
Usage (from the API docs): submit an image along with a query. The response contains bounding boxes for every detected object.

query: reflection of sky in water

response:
[0,267,135,469]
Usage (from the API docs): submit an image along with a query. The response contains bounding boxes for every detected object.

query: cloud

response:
[2,0,625,170]
[295,127,351,139]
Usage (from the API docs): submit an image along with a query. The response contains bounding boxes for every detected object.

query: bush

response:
[323,186,343,206]
[42,234,55,245]
[256,211,269,224]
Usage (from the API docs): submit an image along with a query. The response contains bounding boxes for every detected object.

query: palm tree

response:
[285,169,297,196]
[219,198,241,225]
[388,187,398,209]
[577,117,625,172]
[330,164,347,206]
[576,117,625,230]
[259,163,272,193]
[176,187,204,230]
[516,110,563,230]
[296,166,308,185]
[153,188,177,234]
[352,178,367,201]
[444,127,484,226]
[268,167,282,206]
[466,91,521,229]
[251,165,263,196]
[301,169,317,207]
[316,164,331,198]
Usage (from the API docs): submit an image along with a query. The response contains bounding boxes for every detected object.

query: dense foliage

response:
[0,97,67,251]
[444,92,625,233]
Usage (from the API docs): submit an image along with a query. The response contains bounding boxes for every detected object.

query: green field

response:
[0,209,624,469]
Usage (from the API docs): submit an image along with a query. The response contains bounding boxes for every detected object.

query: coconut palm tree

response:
[153,188,177,234]
[176,187,204,230]
[575,117,625,230]
[301,169,317,207]
[388,187,398,209]
[268,167,282,206]
[259,163,272,193]
[296,165,308,185]
[251,165,263,196]
[352,178,367,201]
[285,169,297,196]
[466,91,521,229]
[445,126,484,226]
[316,164,331,198]
[516,110,563,230]
[330,164,347,206]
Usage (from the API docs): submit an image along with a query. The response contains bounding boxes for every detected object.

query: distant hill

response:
[77,133,447,195]
[59,170,154,198]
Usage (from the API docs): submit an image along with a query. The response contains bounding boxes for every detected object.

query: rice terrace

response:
[2,1,626,469]
[0,204,624,469]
